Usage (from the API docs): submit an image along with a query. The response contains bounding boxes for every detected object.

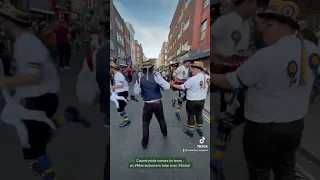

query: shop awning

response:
[29,7,55,15]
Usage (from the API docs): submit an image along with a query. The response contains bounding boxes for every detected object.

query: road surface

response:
[0,49,108,179]
[110,82,212,180]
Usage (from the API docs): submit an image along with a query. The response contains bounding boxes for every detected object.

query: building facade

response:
[113,2,126,64]
[134,40,143,65]
[125,22,135,64]
[27,0,55,23]
[110,0,118,60]
[167,0,210,68]
[124,25,131,59]
[71,0,85,21]
[159,42,168,66]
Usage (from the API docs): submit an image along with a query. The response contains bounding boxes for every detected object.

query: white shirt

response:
[14,32,59,98]
[212,12,250,57]
[226,35,320,123]
[134,72,170,102]
[181,72,210,101]
[173,65,189,80]
[113,71,129,93]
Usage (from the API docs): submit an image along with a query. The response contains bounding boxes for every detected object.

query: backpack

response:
[76,50,100,105]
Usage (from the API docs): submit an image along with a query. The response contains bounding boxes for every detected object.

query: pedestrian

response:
[171,58,191,120]
[110,62,131,127]
[298,20,318,46]
[90,27,100,51]
[171,61,210,137]
[212,1,316,179]
[127,67,132,83]
[41,23,58,65]
[0,4,86,180]
[133,60,170,149]
[54,19,71,70]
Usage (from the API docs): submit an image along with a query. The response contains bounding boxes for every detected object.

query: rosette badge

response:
[287,60,298,87]
[309,53,320,76]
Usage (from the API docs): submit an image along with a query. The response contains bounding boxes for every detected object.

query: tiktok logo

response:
[199,137,205,144]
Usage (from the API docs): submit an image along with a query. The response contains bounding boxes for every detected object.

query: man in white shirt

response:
[0,4,88,180]
[110,62,132,127]
[212,1,316,179]
[172,58,191,120]
[210,0,257,178]
[134,61,170,149]
[171,61,209,137]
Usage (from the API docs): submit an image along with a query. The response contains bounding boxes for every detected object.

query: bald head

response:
[298,20,308,30]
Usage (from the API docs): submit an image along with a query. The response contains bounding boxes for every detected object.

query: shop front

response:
[28,0,55,24]
[189,43,210,69]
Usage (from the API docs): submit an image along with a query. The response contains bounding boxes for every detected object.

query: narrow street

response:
[110,83,211,180]
[0,48,107,179]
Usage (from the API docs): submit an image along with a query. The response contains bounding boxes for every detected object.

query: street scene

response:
[110,0,211,179]
[0,0,108,180]
[211,0,320,179]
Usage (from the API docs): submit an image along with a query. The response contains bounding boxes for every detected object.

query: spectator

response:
[299,20,318,46]
[54,19,71,70]
[41,23,57,64]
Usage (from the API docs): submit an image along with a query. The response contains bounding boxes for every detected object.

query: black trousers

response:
[243,119,304,180]
[116,91,128,112]
[104,142,110,180]
[142,100,167,145]
[57,43,71,68]
[186,100,205,126]
[21,93,59,160]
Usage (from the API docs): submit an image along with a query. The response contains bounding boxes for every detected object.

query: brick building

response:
[134,40,144,65]
[167,0,210,68]
[159,42,168,66]
[124,25,131,58]
[113,2,126,64]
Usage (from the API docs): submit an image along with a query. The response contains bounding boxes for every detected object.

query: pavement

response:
[110,83,214,180]
[0,48,108,179]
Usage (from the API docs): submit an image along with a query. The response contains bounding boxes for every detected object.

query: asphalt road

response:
[0,50,108,179]
[110,83,211,180]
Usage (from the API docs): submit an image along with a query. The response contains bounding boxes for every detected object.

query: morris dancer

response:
[213,1,315,179]
[134,60,170,148]
[172,58,191,120]
[210,0,257,178]
[0,4,87,180]
[110,62,137,127]
[171,61,209,137]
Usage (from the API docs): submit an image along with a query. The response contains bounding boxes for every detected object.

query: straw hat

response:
[257,0,300,30]
[110,62,120,70]
[182,57,192,63]
[191,61,204,71]
[0,3,30,25]
[141,60,154,69]
[141,60,154,80]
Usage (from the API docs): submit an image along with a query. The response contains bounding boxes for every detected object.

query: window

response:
[183,40,188,46]
[203,0,209,9]
[184,18,189,31]
[177,31,181,39]
[185,0,191,9]
[110,39,114,50]
[200,20,207,41]
[178,11,183,22]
